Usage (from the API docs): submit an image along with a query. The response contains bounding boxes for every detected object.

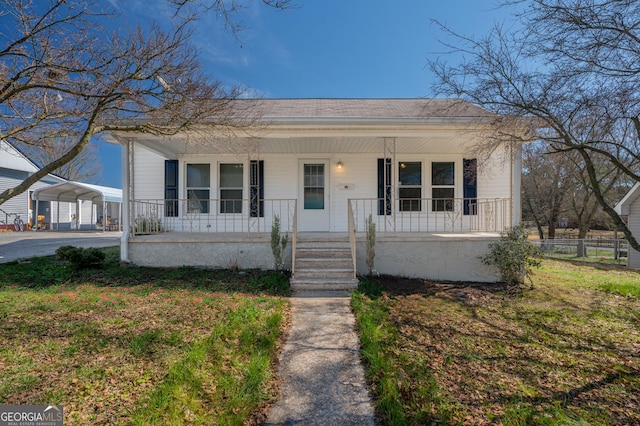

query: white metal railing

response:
[348,198,512,233]
[132,199,297,236]
[347,197,358,280]
[291,199,298,278]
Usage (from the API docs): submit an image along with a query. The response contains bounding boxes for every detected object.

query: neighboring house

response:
[106,98,525,287]
[0,140,121,231]
[615,182,640,269]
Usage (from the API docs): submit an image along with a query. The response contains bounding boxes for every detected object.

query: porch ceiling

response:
[133,135,477,158]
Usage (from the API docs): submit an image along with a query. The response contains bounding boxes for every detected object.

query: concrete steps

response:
[291,238,358,292]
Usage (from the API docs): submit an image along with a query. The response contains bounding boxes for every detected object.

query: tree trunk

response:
[576,224,588,257]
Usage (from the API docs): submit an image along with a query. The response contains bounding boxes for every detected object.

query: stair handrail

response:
[291,199,297,279]
[347,199,357,280]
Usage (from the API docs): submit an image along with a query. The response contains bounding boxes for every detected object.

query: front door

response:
[299,160,330,231]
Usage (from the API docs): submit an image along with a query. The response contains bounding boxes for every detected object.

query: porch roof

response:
[106,98,506,158]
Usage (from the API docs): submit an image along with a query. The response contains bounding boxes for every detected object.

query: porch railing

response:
[348,198,511,234]
[132,198,297,236]
[347,197,358,280]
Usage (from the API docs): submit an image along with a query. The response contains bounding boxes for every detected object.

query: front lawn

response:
[353,259,640,425]
[0,247,290,425]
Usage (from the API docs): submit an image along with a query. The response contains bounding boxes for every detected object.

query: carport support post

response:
[102,200,106,233]
[34,199,39,232]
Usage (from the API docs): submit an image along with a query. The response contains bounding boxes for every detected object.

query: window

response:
[432,162,454,211]
[304,164,325,209]
[186,164,210,213]
[220,163,243,213]
[399,161,422,212]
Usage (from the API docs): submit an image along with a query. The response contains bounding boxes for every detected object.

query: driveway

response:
[0,230,121,263]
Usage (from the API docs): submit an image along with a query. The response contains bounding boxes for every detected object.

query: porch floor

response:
[130,231,501,242]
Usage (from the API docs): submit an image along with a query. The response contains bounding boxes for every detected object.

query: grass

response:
[0,247,290,425]
[353,260,640,425]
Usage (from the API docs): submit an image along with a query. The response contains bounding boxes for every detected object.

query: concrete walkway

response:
[266,291,375,426]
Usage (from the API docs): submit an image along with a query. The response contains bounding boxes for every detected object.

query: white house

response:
[107,98,525,288]
[0,140,122,231]
[615,183,640,269]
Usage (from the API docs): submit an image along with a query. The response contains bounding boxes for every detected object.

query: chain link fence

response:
[532,238,628,265]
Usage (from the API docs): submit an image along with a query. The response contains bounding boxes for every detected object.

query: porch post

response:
[120,138,131,262]
[383,137,396,233]
[511,142,522,228]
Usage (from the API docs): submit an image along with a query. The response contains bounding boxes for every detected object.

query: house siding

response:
[629,198,640,269]
[133,144,166,200]
[132,146,513,233]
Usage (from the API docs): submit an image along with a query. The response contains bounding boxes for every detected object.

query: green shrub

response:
[365,214,376,276]
[482,226,543,285]
[56,246,106,270]
[270,215,288,271]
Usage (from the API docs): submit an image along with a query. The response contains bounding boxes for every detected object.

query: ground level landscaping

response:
[3,246,640,425]
[0,247,290,425]
[353,260,640,425]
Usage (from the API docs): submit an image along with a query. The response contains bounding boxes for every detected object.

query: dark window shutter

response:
[250,160,264,218]
[377,158,392,215]
[165,160,179,217]
[463,158,477,216]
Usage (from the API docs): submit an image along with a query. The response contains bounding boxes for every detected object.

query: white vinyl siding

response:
[628,198,640,268]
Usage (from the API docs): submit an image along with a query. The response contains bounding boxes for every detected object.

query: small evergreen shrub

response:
[56,246,106,270]
[365,214,376,276]
[271,215,288,271]
[482,226,543,285]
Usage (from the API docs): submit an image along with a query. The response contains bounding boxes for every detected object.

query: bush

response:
[56,246,106,270]
[482,226,543,285]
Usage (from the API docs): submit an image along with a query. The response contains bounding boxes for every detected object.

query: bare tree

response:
[430,0,640,252]
[0,0,290,206]
[522,143,569,240]
[15,135,102,183]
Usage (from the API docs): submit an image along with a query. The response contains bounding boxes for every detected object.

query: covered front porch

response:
[126,197,507,283]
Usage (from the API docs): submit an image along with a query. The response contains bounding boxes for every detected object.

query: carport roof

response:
[32,181,122,204]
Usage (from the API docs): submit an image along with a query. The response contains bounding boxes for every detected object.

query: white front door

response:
[298,160,330,231]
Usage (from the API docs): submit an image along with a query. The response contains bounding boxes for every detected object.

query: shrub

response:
[482,226,543,285]
[56,246,106,270]
[271,215,288,271]
[365,214,376,276]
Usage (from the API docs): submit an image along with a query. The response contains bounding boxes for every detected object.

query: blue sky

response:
[95,0,512,188]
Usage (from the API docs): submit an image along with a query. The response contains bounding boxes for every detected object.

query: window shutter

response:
[250,160,264,218]
[377,158,392,215]
[463,158,477,216]
[165,160,179,217]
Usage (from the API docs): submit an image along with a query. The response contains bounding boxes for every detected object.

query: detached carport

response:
[32,182,123,232]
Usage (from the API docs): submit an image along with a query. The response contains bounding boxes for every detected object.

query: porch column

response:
[511,142,522,227]
[120,138,132,262]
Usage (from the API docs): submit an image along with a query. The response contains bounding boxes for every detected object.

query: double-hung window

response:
[220,163,243,214]
[398,161,422,212]
[432,162,455,212]
[186,164,210,213]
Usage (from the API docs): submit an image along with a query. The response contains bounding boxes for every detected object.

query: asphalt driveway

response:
[0,230,121,263]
